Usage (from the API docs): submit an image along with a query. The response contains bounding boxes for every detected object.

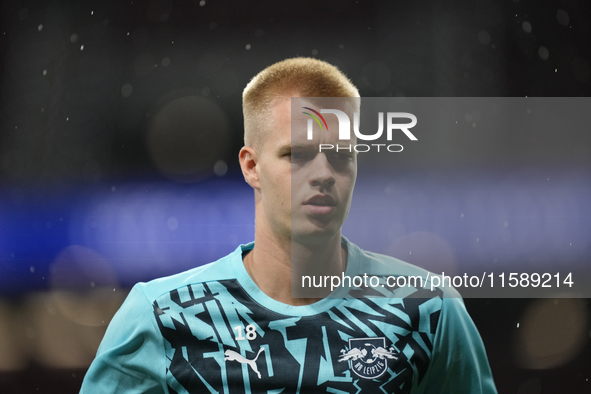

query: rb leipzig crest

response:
[338,337,398,379]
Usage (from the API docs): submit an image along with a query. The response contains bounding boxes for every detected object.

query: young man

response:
[80,58,497,393]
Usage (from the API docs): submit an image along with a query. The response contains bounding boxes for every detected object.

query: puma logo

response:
[224,347,265,379]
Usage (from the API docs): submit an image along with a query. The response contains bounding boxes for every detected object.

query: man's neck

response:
[243,229,347,306]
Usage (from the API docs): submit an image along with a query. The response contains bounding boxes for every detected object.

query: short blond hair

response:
[243,57,359,151]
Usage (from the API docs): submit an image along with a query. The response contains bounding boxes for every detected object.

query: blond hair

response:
[242,57,359,151]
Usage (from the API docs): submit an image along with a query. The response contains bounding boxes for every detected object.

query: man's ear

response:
[239,146,260,189]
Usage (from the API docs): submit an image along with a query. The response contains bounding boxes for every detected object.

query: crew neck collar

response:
[231,236,360,316]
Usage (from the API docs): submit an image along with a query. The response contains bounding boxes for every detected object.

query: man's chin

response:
[290,225,341,246]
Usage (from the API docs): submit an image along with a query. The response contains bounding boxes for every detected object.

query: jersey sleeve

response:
[80,284,168,394]
[414,295,498,394]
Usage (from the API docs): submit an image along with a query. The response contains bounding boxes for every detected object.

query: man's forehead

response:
[294,98,356,114]
[271,97,357,118]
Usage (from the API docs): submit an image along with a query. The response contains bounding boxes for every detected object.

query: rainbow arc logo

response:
[302,107,328,131]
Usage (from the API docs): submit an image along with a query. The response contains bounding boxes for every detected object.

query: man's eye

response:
[290,151,309,161]
[331,152,353,161]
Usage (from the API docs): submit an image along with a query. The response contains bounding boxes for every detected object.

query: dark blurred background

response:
[0,0,590,392]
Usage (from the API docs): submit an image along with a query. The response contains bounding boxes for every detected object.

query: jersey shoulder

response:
[348,241,462,298]
[356,247,431,277]
[135,243,248,302]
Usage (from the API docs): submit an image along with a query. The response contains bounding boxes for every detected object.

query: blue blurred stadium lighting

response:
[67,179,255,285]
[0,176,255,295]
[345,167,591,275]
[1,166,588,296]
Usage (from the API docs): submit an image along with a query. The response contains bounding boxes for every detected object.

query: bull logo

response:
[338,337,398,379]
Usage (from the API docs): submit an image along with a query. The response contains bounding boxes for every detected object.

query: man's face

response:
[256,98,357,244]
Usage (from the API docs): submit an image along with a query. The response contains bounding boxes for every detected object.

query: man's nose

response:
[309,153,335,188]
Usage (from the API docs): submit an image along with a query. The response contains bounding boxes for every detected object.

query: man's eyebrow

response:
[277,143,291,153]
[278,143,316,152]
[290,143,317,150]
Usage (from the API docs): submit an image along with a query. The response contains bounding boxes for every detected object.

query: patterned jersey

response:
[80,238,497,393]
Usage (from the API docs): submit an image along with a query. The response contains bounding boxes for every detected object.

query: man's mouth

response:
[304,195,336,206]
[303,195,337,216]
